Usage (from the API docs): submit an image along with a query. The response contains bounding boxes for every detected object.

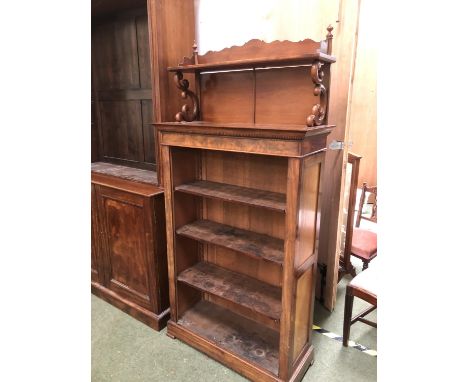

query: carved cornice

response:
[157,124,333,142]
[174,71,199,122]
[177,38,326,67]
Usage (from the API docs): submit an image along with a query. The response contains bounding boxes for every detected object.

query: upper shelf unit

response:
[164,27,337,128]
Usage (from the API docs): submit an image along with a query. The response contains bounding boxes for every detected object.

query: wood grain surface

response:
[176,220,284,265]
[178,262,282,321]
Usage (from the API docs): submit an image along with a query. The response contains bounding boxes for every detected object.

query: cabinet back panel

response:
[201,150,285,304]
[142,99,155,163]
[135,14,152,89]
[92,8,156,168]
[171,147,201,187]
[204,244,282,287]
[92,17,140,89]
[177,283,202,319]
[205,294,280,332]
[255,66,315,125]
[205,199,284,240]
[200,71,254,123]
[100,100,144,162]
[199,66,319,125]
[204,151,288,194]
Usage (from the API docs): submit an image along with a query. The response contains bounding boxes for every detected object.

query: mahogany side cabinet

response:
[91,163,169,330]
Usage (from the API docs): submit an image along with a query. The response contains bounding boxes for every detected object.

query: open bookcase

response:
[156,29,336,382]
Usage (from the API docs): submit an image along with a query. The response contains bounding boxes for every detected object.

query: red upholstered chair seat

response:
[351,228,377,260]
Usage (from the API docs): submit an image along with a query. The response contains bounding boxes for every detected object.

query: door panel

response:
[97,187,153,309]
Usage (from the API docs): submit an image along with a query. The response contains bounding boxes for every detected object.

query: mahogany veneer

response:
[159,33,335,381]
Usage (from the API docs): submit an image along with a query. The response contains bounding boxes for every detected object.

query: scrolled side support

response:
[174,71,199,122]
[306,61,328,127]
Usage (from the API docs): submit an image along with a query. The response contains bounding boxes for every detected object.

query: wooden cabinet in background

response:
[90,0,195,330]
[91,164,169,330]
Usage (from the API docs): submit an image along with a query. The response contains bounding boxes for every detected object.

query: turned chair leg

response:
[343,287,354,347]
[362,260,369,270]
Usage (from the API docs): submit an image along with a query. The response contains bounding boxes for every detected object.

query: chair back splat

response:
[356,182,377,227]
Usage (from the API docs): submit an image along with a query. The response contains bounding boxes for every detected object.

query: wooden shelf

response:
[178,300,279,376]
[167,52,335,73]
[176,220,284,265]
[175,180,286,212]
[178,262,282,321]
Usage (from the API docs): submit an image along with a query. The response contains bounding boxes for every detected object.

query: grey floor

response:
[92,261,376,382]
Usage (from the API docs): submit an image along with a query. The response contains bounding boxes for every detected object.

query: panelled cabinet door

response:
[95,185,157,312]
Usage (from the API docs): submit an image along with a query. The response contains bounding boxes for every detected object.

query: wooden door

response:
[95,185,157,312]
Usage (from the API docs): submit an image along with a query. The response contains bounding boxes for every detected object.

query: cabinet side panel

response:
[279,158,301,380]
[296,156,322,267]
[91,184,100,282]
[154,194,169,312]
[292,267,313,361]
[291,154,322,363]
[161,145,178,319]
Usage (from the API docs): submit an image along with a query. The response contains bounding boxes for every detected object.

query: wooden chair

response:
[350,183,377,271]
[343,260,377,347]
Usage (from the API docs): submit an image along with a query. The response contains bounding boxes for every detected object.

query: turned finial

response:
[326,25,334,55]
[192,40,199,65]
